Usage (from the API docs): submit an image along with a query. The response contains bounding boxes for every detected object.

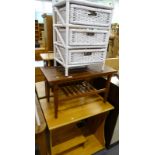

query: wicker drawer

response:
[55,45,106,65]
[69,49,106,64]
[58,4,112,27]
[58,28,109,46]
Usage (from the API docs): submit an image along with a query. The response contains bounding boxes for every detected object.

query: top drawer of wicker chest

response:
[57,4,113,27]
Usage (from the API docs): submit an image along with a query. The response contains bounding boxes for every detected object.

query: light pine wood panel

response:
[36,79,114,155]
[86,113,108,145]
[52,124,86,154]
[37,81,114,130]
[59,134,104,155]
[39,95,114,130]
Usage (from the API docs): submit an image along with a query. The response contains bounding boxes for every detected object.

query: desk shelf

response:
[52,124,86,155]
[51,123,105,155]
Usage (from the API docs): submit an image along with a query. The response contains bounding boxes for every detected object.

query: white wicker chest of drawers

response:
[53,0,113,76]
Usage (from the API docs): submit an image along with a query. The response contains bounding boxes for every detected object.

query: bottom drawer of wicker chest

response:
[69,48,106,65]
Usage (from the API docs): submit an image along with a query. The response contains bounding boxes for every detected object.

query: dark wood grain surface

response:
[40,65,117,84]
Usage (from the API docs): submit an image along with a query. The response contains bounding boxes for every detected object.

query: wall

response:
[35,1,53,23]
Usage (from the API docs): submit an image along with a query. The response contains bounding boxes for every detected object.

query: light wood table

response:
[39,87,114,155]
[40,52,54,66]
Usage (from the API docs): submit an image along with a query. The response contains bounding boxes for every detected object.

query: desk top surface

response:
[40,65,117,84]
[40,95,114,130]
[40,52,54,61]
[35,47,46,51]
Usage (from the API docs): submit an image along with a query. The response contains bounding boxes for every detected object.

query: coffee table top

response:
[40,65,117,84]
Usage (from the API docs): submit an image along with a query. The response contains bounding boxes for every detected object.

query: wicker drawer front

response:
[58,4,112,27]
[59,28,109,46]
[55,46,106,65]
[69,49,106,64]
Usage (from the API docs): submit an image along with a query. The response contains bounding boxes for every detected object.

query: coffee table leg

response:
[104,74,112,103]
[53,85,59,118]
[45,81,50,102]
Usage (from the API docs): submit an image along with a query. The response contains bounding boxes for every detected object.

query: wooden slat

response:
[69,85,78,95]
[66,86,75,95]
[59,81,106,102]
[61,87,70,96]
[81,82,91,92]
[77,84,86,93]
[59,88,106,102]
[84,81,96,91]
[73,84,83,94]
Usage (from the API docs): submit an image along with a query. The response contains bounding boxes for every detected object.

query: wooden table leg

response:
[47,60,51,67]
[53,85,59,118]
[104,74,112,103]
[45,81,50,102]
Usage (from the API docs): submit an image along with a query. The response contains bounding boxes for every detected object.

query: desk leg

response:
[45,81,50,102]
[47,60,51,67]
[104,74,112,103]
[53,85,59,118]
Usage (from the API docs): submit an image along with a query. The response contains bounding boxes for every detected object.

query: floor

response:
[94,143,119,155]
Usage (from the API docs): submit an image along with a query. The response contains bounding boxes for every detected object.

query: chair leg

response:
[53,85,59,118]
